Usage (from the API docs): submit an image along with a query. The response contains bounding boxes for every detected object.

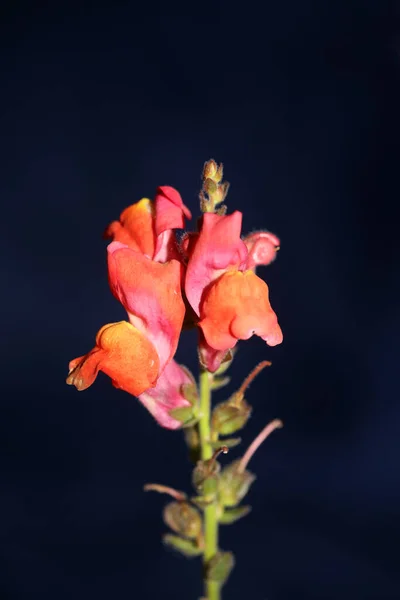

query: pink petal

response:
[243,231,280,269]
[138,360,192,429]
[153,186,192,261]
[107,241,185,372]
[185,211,248,316]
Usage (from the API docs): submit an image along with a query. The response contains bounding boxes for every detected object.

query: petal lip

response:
[66,321,160,397]
[198,270,283,352]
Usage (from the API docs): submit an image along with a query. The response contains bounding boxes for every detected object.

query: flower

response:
[67,187,192,427]
[184,211,282,371]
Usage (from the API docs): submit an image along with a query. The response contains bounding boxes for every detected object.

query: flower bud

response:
[192,446,229,501]
[192,458,220,497]
[211,398,251,436]
[206,551,235,585]
[163,501,202,540]
[203,159,218,181]
[218,460,256,508]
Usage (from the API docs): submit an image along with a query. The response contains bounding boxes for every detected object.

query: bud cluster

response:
[200,159,230,214]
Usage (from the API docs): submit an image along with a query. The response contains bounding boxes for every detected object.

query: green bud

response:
[204,178,217,196]
[219,505,251,525]
[211,400,251,436]
[206,551,235,584]
[192,458,220,497]
[218,460,256,507]
[163,501,202,540]
[163,534,203,558]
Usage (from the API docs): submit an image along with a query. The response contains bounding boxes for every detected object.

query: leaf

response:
[219,505,251,524]
[163,534,203,558]
[210,376,231,391]
[210,437,241,449]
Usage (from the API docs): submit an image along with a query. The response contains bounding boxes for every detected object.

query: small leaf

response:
[210,376,231,391]
[163,534,203,558]
[206,551,235,584]
[219,505,251,524]
[210,437,241,449]
[191,495,215,509]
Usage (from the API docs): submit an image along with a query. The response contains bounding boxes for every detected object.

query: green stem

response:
[198,369,221,600]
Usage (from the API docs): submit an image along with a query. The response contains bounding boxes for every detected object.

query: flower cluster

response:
[67,162,282,429]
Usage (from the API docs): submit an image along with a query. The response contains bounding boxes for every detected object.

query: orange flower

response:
[185,211,282,371]
[67,187,192,428]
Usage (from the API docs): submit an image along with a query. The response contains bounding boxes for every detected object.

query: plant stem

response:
[198,369,221,600]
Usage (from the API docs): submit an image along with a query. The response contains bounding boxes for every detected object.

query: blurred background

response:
[1,1,400,599]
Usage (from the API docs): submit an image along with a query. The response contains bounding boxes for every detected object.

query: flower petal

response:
[243,231,280,269]
[66,321,159,396]
[107,242,185,372]
[153,186,192,262]
[185,212,248,316]
[199,270,283,351]
[104,198,156,258]
[138,360,192,429]
[154,186,192,235]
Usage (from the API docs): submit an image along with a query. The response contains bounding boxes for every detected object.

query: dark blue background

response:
[1,2,400,599]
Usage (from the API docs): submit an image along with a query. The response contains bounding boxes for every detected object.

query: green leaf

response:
[210,376,231,391]
[191,495,215,509]
[219,505,251,524]
[206,551,235,584]
[210,437,241,449]
[163,534,203,558]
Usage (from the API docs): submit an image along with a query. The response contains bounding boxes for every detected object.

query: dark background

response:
[1,2,400,599]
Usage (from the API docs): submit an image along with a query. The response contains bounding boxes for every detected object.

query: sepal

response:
[219,505,251,525]
[163,534,203,558]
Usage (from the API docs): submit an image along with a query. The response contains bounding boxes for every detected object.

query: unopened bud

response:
[203,178,217,196]
[192,447,228,498]
[206,551,235,585]
[211,398,251,436]
[163,501,202,540]
[203,159,218,181]
[218,459,256,508]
